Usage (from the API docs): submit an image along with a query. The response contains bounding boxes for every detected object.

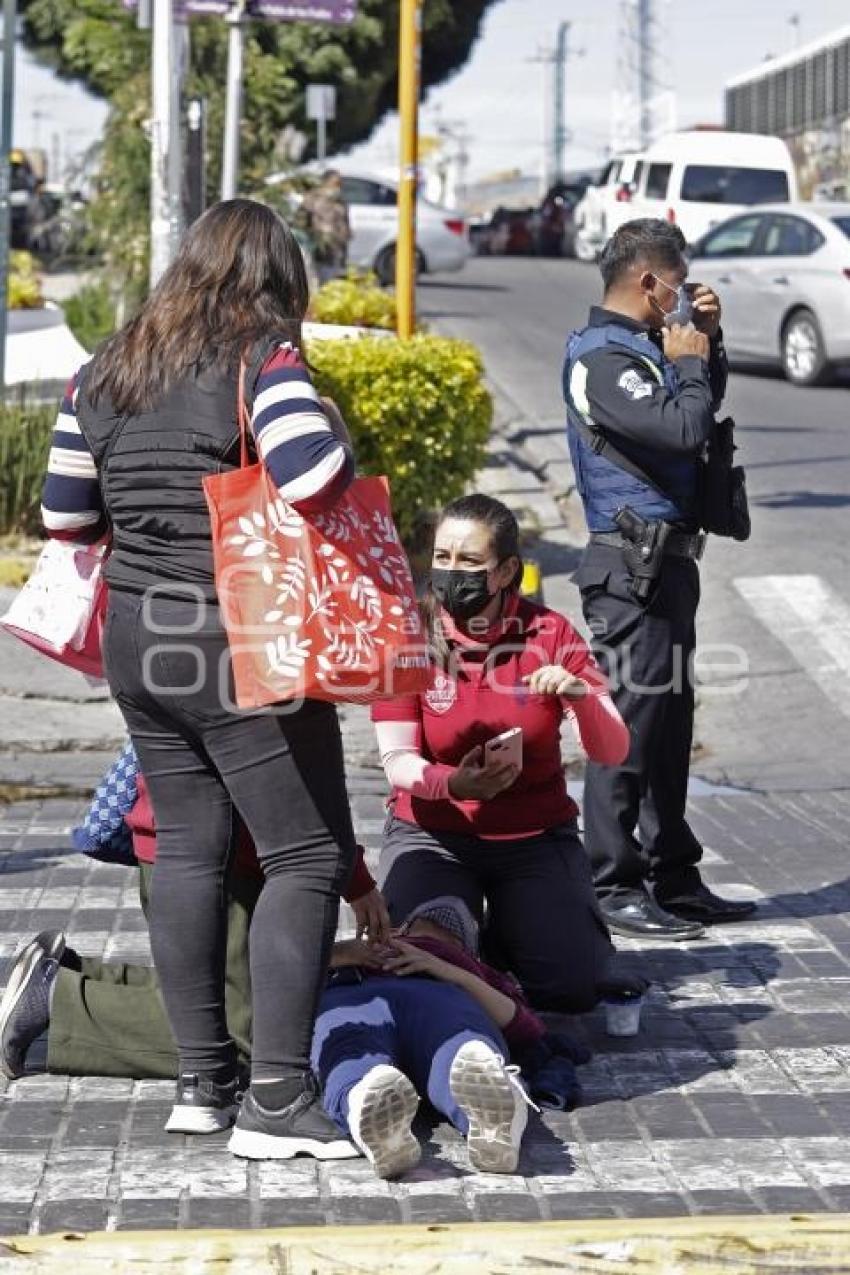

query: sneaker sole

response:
[165,1103,239,1135]
[449,1044,527,1175]
[349,1069,421,1179]
[0,944,46,1080]
[228,1126,360,1161]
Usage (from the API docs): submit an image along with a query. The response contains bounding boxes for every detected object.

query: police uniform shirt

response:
[577,306,728,458]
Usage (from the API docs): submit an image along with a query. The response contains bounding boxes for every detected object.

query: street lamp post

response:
[396,0,422,340]
[150,0,183,287]
[221,0,247,200]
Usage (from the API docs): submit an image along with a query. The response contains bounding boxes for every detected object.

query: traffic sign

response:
[306,83,336,121]
[124,0,356,20]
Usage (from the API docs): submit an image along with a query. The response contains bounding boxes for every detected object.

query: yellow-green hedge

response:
[310,334,492,540]
[0,405,54,535]
[9,252,44,310]
[309,270,397,331]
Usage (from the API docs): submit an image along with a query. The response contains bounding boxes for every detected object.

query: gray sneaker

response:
[165,1072,241,1135]
[449,1040,535,1174]
[346,1064,421,1179]
[0,933,65,1080]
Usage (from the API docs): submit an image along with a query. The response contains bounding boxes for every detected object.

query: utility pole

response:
[0,0,17,399]
[221,0,247,200]
[553,22,570,186]
[397,0,422,340]
[637,0,652,150]
[612,0,673,153]
[149,0,182,287]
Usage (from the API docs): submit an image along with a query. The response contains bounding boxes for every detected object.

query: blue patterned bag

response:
[71,741,140,866]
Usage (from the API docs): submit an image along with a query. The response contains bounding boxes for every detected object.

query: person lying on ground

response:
[0,762,589,1168]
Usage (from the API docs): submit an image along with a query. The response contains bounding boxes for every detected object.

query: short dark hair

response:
[599,218,687,291]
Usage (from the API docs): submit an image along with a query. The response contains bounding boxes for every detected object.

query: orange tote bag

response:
[203,370,430,709]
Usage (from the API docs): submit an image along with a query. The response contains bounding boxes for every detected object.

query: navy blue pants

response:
[311,976,507,1135]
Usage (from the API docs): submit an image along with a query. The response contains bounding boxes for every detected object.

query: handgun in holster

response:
[614,506,671,602]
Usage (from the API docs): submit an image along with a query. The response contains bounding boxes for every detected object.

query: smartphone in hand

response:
[484,727,523,770]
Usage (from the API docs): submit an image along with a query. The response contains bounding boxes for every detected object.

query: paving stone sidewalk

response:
[2,382,849,1234]
[2,774,850,1235]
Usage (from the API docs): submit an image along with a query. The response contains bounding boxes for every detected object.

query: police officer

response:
[563,218,755,940]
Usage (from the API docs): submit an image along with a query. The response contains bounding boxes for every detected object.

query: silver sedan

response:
[688,202,850,386]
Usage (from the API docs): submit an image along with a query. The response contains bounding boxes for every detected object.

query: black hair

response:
[420,493,524,664]
[599,218,688,292]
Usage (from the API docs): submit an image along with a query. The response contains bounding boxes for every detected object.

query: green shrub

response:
[63,281,117,354]
[0,405,54,536]
[309,334,493,541]
[9,252,44,310]
[310,271,397,331]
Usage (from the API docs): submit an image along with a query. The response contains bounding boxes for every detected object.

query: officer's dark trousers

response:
[576,542,703,904]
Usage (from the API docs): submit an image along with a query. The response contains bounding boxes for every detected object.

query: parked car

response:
[688,202,850,386]
[536,180,590,256]
[572,154,645,261]
[630,130,797,244]
[337,172,470,285]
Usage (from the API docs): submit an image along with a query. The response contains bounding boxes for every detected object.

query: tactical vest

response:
[562,322,700,533]
[76,339,276,602]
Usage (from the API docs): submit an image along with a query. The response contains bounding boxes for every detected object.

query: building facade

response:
[725,25,850,199]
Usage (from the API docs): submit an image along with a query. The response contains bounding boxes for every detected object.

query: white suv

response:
[572,153,646,261]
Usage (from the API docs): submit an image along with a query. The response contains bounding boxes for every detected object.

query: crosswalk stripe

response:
[734,574,850,718]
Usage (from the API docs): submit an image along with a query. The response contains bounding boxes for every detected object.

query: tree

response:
[20,1,499,299]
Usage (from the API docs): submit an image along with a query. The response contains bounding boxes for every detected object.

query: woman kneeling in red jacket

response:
[372,493,631,1013]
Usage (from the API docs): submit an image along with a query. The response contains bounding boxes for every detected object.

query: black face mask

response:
[430,567,496,622]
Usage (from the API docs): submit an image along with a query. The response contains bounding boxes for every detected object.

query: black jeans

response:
[102,589,356,1082]
[378,814,613,1013]
[576,543,703,905]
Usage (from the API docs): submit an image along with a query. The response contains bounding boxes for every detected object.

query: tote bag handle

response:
[237,359,252,470]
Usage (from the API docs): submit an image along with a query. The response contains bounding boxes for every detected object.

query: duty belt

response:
[590,529,707,561]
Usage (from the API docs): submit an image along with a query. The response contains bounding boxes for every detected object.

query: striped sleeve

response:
[41,368,107,542]
[251,344,354,513]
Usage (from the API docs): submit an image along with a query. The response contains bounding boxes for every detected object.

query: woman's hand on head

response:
[378,938,458,982]
[523,666,588,699]
[350,887,393,945]
[448,745,519,802]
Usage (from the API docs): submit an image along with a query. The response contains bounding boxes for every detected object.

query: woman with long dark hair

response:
[40,200,361,1161]
[372,493,631,1013]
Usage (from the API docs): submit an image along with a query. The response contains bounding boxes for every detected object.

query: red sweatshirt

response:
[372,594,629,838]
[126,774,376,902]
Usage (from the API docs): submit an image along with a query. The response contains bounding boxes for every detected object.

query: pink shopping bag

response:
[0,539,109,679]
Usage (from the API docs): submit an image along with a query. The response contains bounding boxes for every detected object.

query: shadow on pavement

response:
[752,490,850,509]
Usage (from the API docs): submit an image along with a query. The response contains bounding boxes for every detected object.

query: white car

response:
[630,130,797,245]
[689,202,850,386]
[572,153,645,261]
[338,172,470,285]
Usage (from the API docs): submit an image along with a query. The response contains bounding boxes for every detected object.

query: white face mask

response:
[651,275,693,327]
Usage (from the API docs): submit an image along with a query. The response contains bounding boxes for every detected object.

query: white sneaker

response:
[346,1064,421,1179]
[449,1040,534,1174]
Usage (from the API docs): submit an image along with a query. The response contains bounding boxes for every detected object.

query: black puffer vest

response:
[76,338,278,602]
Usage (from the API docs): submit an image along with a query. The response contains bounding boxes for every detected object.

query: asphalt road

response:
[420,255,850,794]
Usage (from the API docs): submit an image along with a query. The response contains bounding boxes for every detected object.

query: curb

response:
[2,1214,850,1273]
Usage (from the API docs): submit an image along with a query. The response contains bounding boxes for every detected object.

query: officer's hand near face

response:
[689,284,722,338]
[662,322,710,363]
